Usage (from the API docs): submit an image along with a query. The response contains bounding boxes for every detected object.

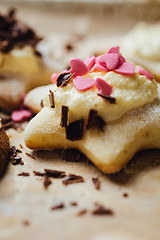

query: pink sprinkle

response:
[92,61,108,72]
[84,56,96,70]
[105,53,120,70]
[114,62,135,76]
[96,54,107,67]
[11,109,32,122]
[107,46,120,54]
[137,67,154,80]
[119,55,125,65]
[95,78,112,96]
[51,73,59,84]
[73,76,95,91]
[70,58,88,76]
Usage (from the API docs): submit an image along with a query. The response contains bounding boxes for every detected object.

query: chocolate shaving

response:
[92,203,114,216]
[33,171,46,177]
[18,172,30,177]
[60,105,68,127]
[25,152,35,160]
[86,109,98,129]
[19,144,23,149]
[49,90,55,108]
[10,146,24,165]
[65,43,73,51]
[86,109,106,132]
[97,93,116,104]
[123,193,129,198]
[77,209,87,216]
[62,174,84,185]
[56,72,74,87]
[92,177,101,190]
[22,220,30,226]
[43,175,52,189]
[66,119,84,141]
[45,169,66,178]
[50,203,65,211]
[70,202,78,206]
[0,9,42,53]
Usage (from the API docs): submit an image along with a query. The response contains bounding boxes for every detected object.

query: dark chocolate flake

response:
[66,119,84,141]
[56,72,74,87]
[92,203,114,216]
[43,175,52,189]
[70,202,78,206]
[0,9,42,53]
[77,209,87,216]
[62,174,84,185]
[97,93,116,104]
[92,177,101,190]
[86,109,106,132]
[60,105,68,127]
[18,172,30,177]
[25,152,35,160]
[51,203,65,211]
[49,90,55,108]
[45,169,66,178]
[33,171,46,177]
[40,99,44,108]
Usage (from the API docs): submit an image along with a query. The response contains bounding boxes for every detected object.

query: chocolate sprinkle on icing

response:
[92,177,101,190]
[97,93,116,104]
[60,105,68,127]
[0,9,42,53]
[66,119,84,141]
[44,169,66,178]
[92,203,114,216]
[86,109,106,132]
[49,90,55,108]
[51,203,65,211]
[56,72,74,87]
[62,174,84,185]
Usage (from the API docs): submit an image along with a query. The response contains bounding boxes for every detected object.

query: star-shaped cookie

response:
[24,47,160,173]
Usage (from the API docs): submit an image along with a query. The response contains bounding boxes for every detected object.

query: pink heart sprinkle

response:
[107,46,120,54]
[11,109,32,122]
[137,67,154,80]
[51,73,59,84]
[70,58,88,76]
[84,56,96,70]
[93,61,108,72]
[95,78,113,96]
[96,54,107,66]
[73,76,95,91]
[114,62,135,76]
[119,55,125,65]
[105,53,120,70]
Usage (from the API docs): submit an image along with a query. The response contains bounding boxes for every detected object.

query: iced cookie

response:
[121,22,160,82]
[24,47,159,173]
[0,9,56,112]
[0,120,10,177]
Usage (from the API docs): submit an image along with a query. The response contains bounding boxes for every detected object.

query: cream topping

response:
[45,69,158,123]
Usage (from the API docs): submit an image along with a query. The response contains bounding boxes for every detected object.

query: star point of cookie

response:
[24,46,160,173]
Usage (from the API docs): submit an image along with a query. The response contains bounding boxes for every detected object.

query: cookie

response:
[24,47,159,173]
[0,121,10,178]
[0,9,57,113]
[121,22,160,82]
